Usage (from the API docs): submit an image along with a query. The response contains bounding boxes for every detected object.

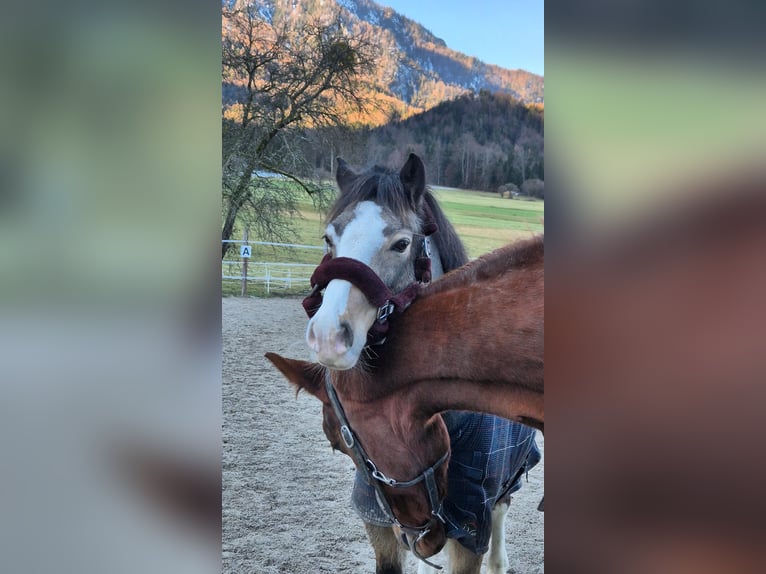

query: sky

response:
[377,0,544,76]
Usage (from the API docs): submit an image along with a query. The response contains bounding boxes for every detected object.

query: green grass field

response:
[431,187,543,256]
[223,183,543,296]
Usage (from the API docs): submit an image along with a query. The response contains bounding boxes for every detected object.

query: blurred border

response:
[0,1,222,573]
[546,1,766,572]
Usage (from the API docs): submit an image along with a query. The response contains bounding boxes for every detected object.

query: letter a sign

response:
[239,245,252,258]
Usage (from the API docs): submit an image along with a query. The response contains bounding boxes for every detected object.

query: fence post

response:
[240,229,248,297]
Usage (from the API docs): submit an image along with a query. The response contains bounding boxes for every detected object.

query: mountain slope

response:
[239,0,543,121]
[337,0,543,106]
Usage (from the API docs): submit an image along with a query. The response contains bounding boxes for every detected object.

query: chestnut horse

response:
[268,236,544,571]
[289,154,540,573]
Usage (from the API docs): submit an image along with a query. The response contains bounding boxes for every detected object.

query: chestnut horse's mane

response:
[426,234,544,296]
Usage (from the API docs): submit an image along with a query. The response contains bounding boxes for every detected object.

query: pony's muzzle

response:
[305,280,377,369]
[306,318,356,369]
[306,319,351,354]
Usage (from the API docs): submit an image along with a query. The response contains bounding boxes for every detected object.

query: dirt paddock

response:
[223,296,544,573]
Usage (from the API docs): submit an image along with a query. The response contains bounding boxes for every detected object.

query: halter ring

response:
[376,301,395,323]
[340,425,355,449]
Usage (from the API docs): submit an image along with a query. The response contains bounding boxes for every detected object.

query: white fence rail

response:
[221,239,325,250]
[222,240,324,295]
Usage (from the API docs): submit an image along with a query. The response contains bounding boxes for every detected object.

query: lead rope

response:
[324,371,446,570]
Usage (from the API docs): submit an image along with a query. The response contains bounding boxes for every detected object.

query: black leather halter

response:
[324,372,449,569]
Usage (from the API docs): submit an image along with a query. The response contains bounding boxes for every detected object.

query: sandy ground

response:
[222,296,543,573]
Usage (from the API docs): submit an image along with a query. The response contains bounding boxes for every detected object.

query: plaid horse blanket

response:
[352,411,541,554]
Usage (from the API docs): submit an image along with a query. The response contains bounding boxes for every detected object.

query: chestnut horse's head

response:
[305,153,466,370]
[265,352,450,558]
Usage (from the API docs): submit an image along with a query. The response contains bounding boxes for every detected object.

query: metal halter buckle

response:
[340,425,355,449]
[376,301,395,323]
[367,460,396,487]
[423,236,432,259]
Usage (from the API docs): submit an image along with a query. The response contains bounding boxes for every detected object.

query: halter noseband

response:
[302,205,438,346]
[324,372,448,569]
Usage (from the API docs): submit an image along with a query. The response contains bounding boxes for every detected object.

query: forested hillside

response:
[300,90,544,191]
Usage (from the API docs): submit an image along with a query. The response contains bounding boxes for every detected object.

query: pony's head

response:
[305,153,444,370]
[265,352,450,558]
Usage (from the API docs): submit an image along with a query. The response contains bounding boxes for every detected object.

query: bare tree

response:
[221,1,377,257]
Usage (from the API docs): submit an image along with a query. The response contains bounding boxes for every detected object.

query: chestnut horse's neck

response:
[335,236,544,429]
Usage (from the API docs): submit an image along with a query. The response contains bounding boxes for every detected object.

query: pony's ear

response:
[264,353,328,402]
[335,157,356,192]
[400,153,426,206]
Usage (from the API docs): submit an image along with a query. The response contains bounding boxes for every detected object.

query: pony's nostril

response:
[339,321,354,350]
[306,323,320,352]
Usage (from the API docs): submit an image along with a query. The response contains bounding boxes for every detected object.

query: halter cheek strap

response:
[413,234,433,284]
[413,203,437,284]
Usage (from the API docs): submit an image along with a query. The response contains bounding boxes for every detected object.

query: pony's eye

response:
[322,234,333,248]
[391,238,410,253]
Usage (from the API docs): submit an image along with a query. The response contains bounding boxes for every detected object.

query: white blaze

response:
[306,202,387,369]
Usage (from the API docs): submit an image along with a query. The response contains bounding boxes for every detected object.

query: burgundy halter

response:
[302,208,438,346]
